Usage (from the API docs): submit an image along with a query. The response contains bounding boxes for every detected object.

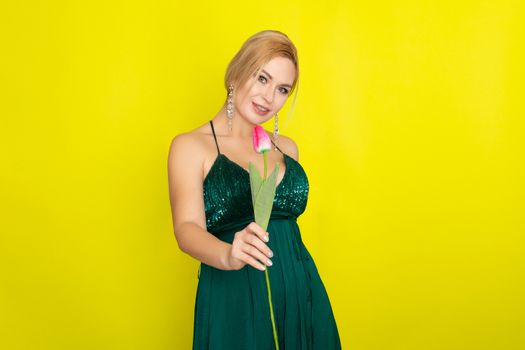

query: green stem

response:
[265,268,279,350]
[262,150,279,349]
[263,151,267,179]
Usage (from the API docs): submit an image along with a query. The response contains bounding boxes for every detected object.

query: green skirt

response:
[193,211,342,349]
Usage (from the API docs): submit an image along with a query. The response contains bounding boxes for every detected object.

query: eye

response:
[258,75,267,83]
[279,87,289,94]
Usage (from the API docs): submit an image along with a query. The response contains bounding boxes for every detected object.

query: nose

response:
[262,85,275,104]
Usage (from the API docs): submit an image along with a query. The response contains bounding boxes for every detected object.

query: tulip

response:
[249,124,280,349]
[253,124,272,153]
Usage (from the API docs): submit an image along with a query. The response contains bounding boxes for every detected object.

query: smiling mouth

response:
[253,102,270,112]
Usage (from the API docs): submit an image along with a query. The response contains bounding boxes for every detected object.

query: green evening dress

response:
[192,120,341,349]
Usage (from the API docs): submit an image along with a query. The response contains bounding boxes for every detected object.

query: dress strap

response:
[271,139,284,154]
[209,120,221,155]
[210,119,283,155]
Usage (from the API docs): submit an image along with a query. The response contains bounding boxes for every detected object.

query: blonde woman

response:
[168,30,341,349]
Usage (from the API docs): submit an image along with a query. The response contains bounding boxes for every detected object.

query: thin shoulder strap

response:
[209,120,221,155]
[210,119,282,155]
[270,139,284,154]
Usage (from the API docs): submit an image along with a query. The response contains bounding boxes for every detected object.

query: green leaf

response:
[252,163,279,231]
[248,162,264,209]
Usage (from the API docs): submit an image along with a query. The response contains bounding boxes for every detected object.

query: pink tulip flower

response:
[253,125,272,154]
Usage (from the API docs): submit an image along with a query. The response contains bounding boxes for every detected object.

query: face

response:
[232,56,296,125]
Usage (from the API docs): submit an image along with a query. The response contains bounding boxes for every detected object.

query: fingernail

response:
[268,251,273,258]
[267,259,273,266]
[264,235,269,242]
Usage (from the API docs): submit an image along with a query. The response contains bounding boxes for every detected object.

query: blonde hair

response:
[224,30,299,125]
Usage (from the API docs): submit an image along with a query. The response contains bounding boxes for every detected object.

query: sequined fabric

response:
[203,152,309,234]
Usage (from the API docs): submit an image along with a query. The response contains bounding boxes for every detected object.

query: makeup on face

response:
[252,101,270,116]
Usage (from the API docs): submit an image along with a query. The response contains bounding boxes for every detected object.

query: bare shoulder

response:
[274,133,299,161]
[168,131,204,165]
[167,129,209,234]
[168,122,212,163]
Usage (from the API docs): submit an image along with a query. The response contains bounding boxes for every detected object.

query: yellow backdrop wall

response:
[1,1,524,349]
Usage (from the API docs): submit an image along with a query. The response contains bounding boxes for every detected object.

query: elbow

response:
[173,224,190,254]
[176,240,186,253]
[175,235,188,254]
[173,220,203,255]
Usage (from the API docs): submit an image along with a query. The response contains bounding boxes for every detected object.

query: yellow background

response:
[1,1,524,349]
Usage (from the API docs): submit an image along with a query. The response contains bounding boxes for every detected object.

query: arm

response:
[167,133,233,271]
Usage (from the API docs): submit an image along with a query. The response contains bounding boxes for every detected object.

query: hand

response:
[227,222,274,271]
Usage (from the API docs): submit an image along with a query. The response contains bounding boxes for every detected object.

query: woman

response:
[168,30,341,349]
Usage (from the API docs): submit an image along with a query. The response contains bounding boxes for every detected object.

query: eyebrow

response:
[261,69,293,89]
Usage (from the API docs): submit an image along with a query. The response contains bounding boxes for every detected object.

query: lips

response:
[253,102,270,113]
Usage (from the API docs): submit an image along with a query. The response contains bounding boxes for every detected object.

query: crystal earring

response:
[273,112,279,151]
[227,85,234,133]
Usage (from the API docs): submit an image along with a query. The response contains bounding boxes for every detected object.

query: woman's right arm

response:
[167,133,233,270]
[167,133,274,272]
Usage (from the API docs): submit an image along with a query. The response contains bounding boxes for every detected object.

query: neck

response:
[213,104,258,138]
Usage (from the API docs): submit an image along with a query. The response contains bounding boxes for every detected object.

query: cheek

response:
[276,94,288,105]
[234,94,250,110]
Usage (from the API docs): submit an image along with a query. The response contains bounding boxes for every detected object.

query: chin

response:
[245,112,270,125]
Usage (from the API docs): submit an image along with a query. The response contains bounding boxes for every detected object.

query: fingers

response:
[247,222,269,243]
[245,222,273,260]
[237,250,268,271]
[242,243,273,270]
[232,222,274,271]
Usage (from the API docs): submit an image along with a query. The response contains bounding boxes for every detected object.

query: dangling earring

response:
[273,112,279,151]
[227,84,234,133]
